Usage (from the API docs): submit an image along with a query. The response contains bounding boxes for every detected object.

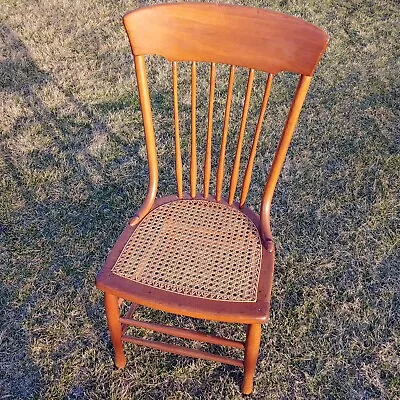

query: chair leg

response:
[104,292,126,368]
[241,323,261,395]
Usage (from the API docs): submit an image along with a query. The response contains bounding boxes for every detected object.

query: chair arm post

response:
[260,75,312,250]
[129,188,157,226]
[128,54,159,226]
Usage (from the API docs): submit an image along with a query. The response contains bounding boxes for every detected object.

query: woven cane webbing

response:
[111,200,262,302]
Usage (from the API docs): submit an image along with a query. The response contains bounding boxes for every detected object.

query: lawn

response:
[1,0,399,399]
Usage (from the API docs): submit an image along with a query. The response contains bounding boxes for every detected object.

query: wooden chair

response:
[96,3,328,394]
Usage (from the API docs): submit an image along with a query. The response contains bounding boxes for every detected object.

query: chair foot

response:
[115,356,127,369]
[241,382,253,396]
[241,323,261,395]
[104,292,127,369]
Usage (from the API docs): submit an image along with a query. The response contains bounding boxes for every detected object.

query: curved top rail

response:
[123,3,328,76]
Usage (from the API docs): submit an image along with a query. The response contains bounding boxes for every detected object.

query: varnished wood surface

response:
[119,317,245,349]
[242,324,262,394]
[228,68,254,205]
[172,61,183,198]
[121,335,244,367]
[216,65,235,202]
[96,194,274,324]
[123,3,328,76]
[190,61,197,198]
[128,55,158,226]
[120,302,138,334]
[204,62,216,198]
[240,74,273,207]
[104,293,126,368]
[98,3,328,393]
[260,75,312,241]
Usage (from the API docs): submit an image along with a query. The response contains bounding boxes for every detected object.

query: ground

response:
[0,0,399,399]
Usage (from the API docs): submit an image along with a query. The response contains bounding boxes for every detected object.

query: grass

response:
[0,0,399,398]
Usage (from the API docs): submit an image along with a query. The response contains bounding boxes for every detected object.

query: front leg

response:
[104,292,126,368]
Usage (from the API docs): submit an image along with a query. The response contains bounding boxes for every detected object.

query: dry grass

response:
[1,0,399,399]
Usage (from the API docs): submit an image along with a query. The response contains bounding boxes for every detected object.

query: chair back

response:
[123,3,328,239]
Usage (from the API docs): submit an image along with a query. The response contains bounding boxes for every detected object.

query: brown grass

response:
[1,0,399,399]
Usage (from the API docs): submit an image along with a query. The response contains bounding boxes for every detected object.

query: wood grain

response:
[119,317,245,349]
[260,75,311,242]
[121,335,244,367]
[242,323,262,394]
[190,61,197,198]
[96,194,274,325]
[172,61,183,198]
[124,3,328,76]
[128,55,158,226]
[98,3,328,394]
[240,74,274,207]
[204,62,216,198]
[228,68,255,205]
[216,65,235,202]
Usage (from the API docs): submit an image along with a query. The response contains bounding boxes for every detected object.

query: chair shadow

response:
[0,24,145,398]
[0,282,43,399]
[1,24,243,399]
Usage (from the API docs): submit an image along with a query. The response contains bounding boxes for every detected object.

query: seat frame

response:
[95,3,328,394]
[96,194,274,324]
[96,194,273,393]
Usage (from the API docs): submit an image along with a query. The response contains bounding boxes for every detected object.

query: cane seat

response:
[111,199,262,302]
